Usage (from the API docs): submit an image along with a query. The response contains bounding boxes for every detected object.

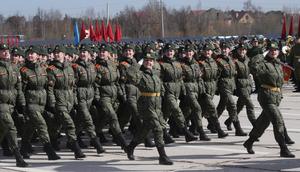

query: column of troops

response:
[0,35,299,167]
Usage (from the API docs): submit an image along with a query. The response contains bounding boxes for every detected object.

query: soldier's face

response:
[124,49,134,58]
[252,41,258,46]
[221,47,230,56]
[269,48,279,58]
[237,48,247,57]
[165,49,175,58]
[0,49,10,60]
[99,50,109,60]
[80,50,90,61]
[204,50,212,58]
[54,51,65,63]
[143,58,154,69]
[185,50,194,59]
[27,52,38,63]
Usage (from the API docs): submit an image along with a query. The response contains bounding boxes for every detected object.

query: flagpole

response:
[107,1,110,25]
[160,0,165,38]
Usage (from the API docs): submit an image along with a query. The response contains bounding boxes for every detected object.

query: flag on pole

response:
[289,15,294,36]
[114,23,119,42]
[281,15,287,40]
[80,21,86,41]
[73,20,80,46]
[6,37,10,46]
[15,36,19,47]
[95,20,102,42]
[89,20,97,42]
[100,20,107,42]
[106,21,114,42]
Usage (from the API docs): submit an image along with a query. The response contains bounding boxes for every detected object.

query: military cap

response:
[98,44,111,52]
[202,43,214,51]
[53,45,66,53]
[66,47,75,56]
[79,44,93,54]
[39,47,48,56]
[47,47,53,54]
[110,46,118,54]
[26,45,40,55]
[0,43,9,50]
[251,37,258,42]
[123,43,135,51]
[220,42,230,49]
[237,43,247,50]
[185,44,195,51]
[269,42,279,50]
[144,52,157,59]
[11,47,24,56]
[163,43,176,51]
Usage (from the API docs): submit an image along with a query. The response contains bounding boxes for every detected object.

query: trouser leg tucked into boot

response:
[224,117,232,131]
[209,117,228,138]
[144,135,155,148]
[43,142,61,160]
[182,126,197,142]
[157,146,173,165]
[243,137,255,154]
[163,129,175,144]
[127,141,139,160]
[233,121,247,136]
[13,148,28,167]
[115,133,128,151]
[20,141,30,159]
[280,144,295,158]
[198,126,211,141]
[71,141,86,159]
[91,137,105,154]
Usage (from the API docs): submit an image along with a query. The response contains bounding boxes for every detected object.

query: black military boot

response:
[210,117,228,138]
[157,146,173,165]
[144,136,155,148]
[198,126,211,141]
[280,144,295,158]
[284,127,295,145]
[20,141,30,159]
[13,148,29,167]
[1,137,13,156]
[115,133,128,151]
[243,137,255,154]
[71,141,86,159]
[224,118,232,131]
[207,121,217,133]
[43,142,61,160]
[182,126,197,142]
[163,129,175,144]
[127,141,139,160]
[233,121,247,136]
[97,131,108,143]
[77,134,88,149]
[91,137,105,154]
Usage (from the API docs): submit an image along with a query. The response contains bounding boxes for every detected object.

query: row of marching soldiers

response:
[0,37,296,167]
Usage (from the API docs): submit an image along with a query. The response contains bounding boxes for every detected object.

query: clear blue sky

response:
[1,0,300,17]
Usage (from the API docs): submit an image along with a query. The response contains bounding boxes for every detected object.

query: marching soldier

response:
[126,53,173,165]
[289,37,300,92]
[46,45,86,159]
[244,42,295,158]
[0,43,28,167]
[19,45,61,160]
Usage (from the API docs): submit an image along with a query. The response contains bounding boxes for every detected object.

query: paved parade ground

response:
[1,84,300,172]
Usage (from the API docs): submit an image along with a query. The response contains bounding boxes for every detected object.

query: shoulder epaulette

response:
[95,64,101,69]
[47,65,56,71]
[72,63,79,69]
[120,61,130,67]
[198,60,205,65]
[20,67,28,73]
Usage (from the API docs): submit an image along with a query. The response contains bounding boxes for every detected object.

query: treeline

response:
[0,0,299,40]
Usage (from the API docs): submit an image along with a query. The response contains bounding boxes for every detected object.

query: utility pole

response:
[160,0,165,38]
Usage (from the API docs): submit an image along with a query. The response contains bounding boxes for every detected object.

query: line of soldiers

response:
[0,35,297,167]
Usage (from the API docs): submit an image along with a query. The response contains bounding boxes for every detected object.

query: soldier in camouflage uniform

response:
[72,44,104,154]
[94,44,128,150]
[197,44,228,138]
[126,53,173,165]
[47,45,86,159]
[244,42,295,158]
[179,44,210,141]
[18,45,60,160]
[0,43,28,167]
[158,43,197,142]
[216,43,247,136]
[224,44,256,129]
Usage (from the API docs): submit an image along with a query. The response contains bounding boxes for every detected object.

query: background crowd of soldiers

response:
[0,34,299,167]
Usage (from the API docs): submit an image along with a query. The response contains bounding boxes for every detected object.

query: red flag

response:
[89,20,97,42]
[106,21,114,42]
[0,37,3,44]
[10,37,14,46]
[118,24,122,41]
[100,20,107,42]
[289,16,294,36]
[281,15,287,40]
[114,23,120,42]
[80,21,86,41]
[95,20,102,42]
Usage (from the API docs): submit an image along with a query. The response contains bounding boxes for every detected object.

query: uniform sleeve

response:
[94,67,102,102]
[46,68,56,107]
[15,70,26,106]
